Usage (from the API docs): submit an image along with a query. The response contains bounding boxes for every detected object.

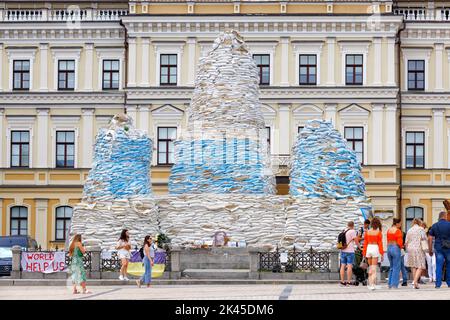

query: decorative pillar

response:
[36,108,49,168]
[81,108,95,168]
[433,109,445,168]
[84,43,94,91]
[0,108,4,168]
[126,105,138,126]
[435,43,444,91]
[326,37,336,86]
[141,38,150,87]
[324,103,337,127]
[384,104,397,165]
[371,104,384,165]
[35,199,48,249]
[0,199,3,237]
[39,43,48,91]
[278,104,291,154]
[170,246,181,279]
[280,37,290,86]
[187,37,196,86]
[373,37,382,86]
[386,37,396,86]
[128,38,137,87]
[90,245,101,279]
[138,105,150,133]
[11,245,21,279]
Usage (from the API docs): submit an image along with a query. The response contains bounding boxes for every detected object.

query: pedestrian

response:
[405,218,427,289]
[428,211,450,288]
[339,221,360,286]
[358,219,371,248]
[400,229,408,286]
[362,217,384,290]
[386,218,403,289]
[116,229,131,281]
[136,235,154,288]
[423,222,437,283]
[68,234,91,294]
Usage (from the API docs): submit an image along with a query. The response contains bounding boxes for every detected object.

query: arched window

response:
[406,207,424,231]
[10,206,28,236]
[55,206,73,241]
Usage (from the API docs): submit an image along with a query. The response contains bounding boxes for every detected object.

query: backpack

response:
[337,229,350,250]
[139,247,144,259]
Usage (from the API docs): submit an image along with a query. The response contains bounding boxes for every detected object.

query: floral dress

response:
[405,225,427,269]
[69,246,86,285]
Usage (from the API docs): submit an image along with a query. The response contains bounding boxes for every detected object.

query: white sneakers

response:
[368,284,383,291]
[124,276,130,281]
[119,275,129,281]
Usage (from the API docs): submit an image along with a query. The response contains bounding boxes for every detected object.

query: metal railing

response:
[259,247,331,272]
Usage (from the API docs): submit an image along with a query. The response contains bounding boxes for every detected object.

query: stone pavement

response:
[0,283,449,300]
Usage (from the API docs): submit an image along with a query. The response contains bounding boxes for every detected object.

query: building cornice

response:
[401,92,450,104]
[0,92,125,105]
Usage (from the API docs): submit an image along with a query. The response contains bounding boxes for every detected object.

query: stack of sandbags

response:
[157,194,287,248]
[289,119,366,200]
[70,197,159,250]
[82,114,153,202]
[168,30,275,195]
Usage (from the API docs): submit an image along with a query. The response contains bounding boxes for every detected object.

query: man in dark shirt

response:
[428,211,450,288]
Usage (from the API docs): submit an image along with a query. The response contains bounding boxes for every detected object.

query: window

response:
[11,131,30,167]
[345,127,364,164]
[406,131,425,168]
[55,206,72,241]
[408,60,425,91]
[345,54,363,85]
[299,55,317,85]
[56,131,75,168]
[157,127,176,165]
[298,126,304,134]
[13,60,30,90]
[102,60,120,90]
[265,127,271,154]
[58,60,75,90]
[160,54,177,85]
[10,206,28,236]
[405,207,424,231]
[253,54,270,85]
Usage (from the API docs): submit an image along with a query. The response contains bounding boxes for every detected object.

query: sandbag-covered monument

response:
[70,30,371,251]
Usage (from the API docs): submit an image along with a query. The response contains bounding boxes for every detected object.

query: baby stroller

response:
[352,247,368,286]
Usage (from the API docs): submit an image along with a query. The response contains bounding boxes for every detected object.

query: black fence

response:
[259,247,331,272]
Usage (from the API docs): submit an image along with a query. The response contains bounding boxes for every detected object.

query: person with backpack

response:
[136,235,154,288]
[428,211,450,288]
[338,221,360,286]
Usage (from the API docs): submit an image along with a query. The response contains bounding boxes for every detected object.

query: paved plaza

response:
[1,283,449,300]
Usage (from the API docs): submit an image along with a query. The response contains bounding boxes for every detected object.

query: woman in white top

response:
[116,229,131,281]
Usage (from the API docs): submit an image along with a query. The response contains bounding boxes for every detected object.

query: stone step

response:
[182,269,251,279]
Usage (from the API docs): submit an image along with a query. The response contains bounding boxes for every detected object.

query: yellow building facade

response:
[0,0,449,248]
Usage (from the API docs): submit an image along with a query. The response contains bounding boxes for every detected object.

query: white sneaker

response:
[124,277,130,281]
[119,275,124,281]
[368,285,375,291]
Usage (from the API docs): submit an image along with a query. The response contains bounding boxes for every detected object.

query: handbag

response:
[359,258,368,270]
[420,239,429,252]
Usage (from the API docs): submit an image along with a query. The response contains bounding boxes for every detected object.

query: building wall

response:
[1,0,450,248]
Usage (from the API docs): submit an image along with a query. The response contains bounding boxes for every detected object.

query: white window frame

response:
[51,48,81,91]
[261,104,277,155]
[6,116,35,168]
[247,41,277,86]
[151,104,184,166]
[7,203,31,237]
[7,48,37,91]
[292,41,324,86]
[339,104,370,165]
[153,41,185,86]
[401,117,431,169]
[404,205,425,231]
[402,48,432,92]
[50,116,80,169]
[96,47,125,90]
[338,41,371,86]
